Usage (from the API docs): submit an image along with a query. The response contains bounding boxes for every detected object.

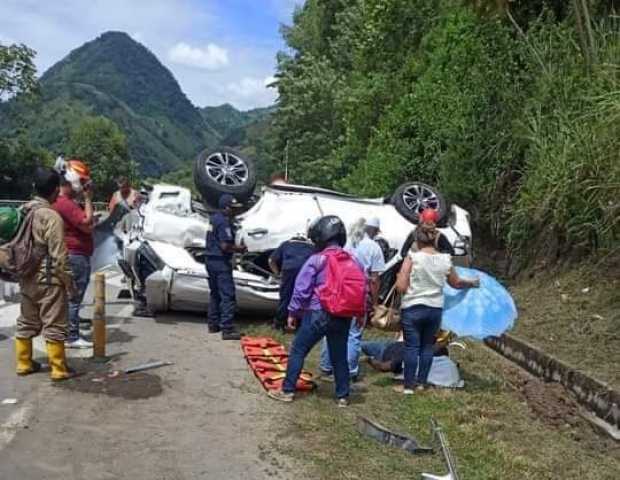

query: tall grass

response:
[506,19,620,266]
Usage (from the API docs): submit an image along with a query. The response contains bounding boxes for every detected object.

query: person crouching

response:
[267,215,366,408]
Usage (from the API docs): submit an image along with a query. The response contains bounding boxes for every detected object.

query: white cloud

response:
[225,76,278,109]
[168,42,229,70]
[0,0,297,109]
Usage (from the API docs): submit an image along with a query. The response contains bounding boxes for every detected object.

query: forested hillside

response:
[0,32,221,177]
[270,0,619,269]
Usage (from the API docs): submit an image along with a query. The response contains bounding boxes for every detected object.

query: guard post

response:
[92,272,106,360]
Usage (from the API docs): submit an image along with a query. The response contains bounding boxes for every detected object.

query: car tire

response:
[391,182,448,225]
[193,147,257,207]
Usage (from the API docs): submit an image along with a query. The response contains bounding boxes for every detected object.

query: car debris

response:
[356,416,433,455]
[110,162,473,315]
[123,361,174,374]
[422,418,461,480]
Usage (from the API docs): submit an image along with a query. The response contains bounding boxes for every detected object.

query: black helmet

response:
[308,215,347,250]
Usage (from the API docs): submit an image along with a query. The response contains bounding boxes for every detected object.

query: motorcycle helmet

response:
[308,215,347,250]
[54,157,91,193]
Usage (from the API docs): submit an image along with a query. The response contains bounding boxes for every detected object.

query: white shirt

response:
[401,251,452,309]
[346,234,385,275]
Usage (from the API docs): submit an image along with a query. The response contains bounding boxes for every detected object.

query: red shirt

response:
[54,195,94,256]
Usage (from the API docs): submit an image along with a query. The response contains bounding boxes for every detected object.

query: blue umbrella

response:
[442,267,517,339]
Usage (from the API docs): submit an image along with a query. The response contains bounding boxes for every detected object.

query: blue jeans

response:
[206,258,236,332]
[401,305,442,388]
[68,254,91,342]
[283,310,351,398]
[319,319,363,377]
[360,341,388,360]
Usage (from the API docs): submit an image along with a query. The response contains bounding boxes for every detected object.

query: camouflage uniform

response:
[16,198,74,342]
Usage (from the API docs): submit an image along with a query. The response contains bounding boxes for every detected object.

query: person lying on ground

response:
[363,330,453,374]
[394,210,479,395]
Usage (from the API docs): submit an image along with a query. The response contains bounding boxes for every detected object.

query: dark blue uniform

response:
[269,238,315,328]
[206,211,236,332]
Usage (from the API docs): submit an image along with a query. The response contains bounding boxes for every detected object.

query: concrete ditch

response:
[485,334,620,439]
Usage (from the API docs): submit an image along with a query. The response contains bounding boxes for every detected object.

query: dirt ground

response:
[0,276,295,480]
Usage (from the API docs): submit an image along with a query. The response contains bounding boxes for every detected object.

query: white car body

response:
[122,184,472,314]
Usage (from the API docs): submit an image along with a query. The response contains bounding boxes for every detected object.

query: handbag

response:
[370,284,401,331]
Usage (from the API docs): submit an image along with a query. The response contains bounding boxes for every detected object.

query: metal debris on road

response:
[356,416,433,454]
[1,398,18,405]
[124,361,174,374]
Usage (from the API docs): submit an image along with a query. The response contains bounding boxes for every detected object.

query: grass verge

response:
[509,262,620,389]
[243,323,620,480]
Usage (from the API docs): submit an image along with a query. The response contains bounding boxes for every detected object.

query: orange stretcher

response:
[241,336,315,392]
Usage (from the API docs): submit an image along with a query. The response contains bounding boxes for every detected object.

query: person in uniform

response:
[268,234,316,331]
[15,167,75,381]
[205,194,247,340]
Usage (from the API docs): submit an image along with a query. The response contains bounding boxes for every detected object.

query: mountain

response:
[0,31,222,176]
[200,104,275,140]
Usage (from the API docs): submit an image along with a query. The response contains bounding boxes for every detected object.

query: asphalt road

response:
[0,271,292,480]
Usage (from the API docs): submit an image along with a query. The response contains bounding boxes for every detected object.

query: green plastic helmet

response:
[0,207,23,244]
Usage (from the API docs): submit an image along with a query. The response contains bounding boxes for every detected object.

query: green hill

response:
[0,31,223,176]
[201,103,275,140]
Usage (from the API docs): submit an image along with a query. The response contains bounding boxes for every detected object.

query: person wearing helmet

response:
[268,215,363,407]
[319,217,386,381]
[205,194,247,340]
[53,159,95,349]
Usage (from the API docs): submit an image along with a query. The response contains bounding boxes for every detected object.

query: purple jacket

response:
[288,246,365,318]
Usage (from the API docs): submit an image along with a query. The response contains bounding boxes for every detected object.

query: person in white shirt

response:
[319,217,386,380]
[394,209,478,394]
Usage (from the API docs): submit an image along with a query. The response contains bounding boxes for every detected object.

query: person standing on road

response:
[395,210,479,394]
[108,176,138,212]
[319,217,385,381]
[268,215,364,407]
[15,167,75,381]
[205,194,247,340]
[53,159,94,349]
[268,234,316,331]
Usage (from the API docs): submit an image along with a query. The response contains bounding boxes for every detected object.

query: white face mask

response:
[64,170,83,193]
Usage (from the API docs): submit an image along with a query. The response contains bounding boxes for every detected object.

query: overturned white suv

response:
[116,150,473,314]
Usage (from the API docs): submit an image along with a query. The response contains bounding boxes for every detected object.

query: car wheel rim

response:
[205,152,249,186]
[401,184,440,215]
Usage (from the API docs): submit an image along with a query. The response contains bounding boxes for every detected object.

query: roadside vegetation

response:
[245,323,620,480]
[269,0,619,269]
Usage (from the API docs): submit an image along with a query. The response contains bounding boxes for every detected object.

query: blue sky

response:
[0,0,303,109]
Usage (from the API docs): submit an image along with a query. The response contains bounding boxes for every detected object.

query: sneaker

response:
[65,338,93,349]
[221,330,242,340]
[393,384,415,395]
[318,373,334,383]
[267,390,294,403]
[207,325,221,334]
[336,397,350,408]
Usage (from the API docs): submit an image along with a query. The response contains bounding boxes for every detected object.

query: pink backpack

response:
[318,249,367,318]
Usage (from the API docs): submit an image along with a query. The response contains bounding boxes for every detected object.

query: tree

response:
[68,116,136,200]
[0,43,38,99]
